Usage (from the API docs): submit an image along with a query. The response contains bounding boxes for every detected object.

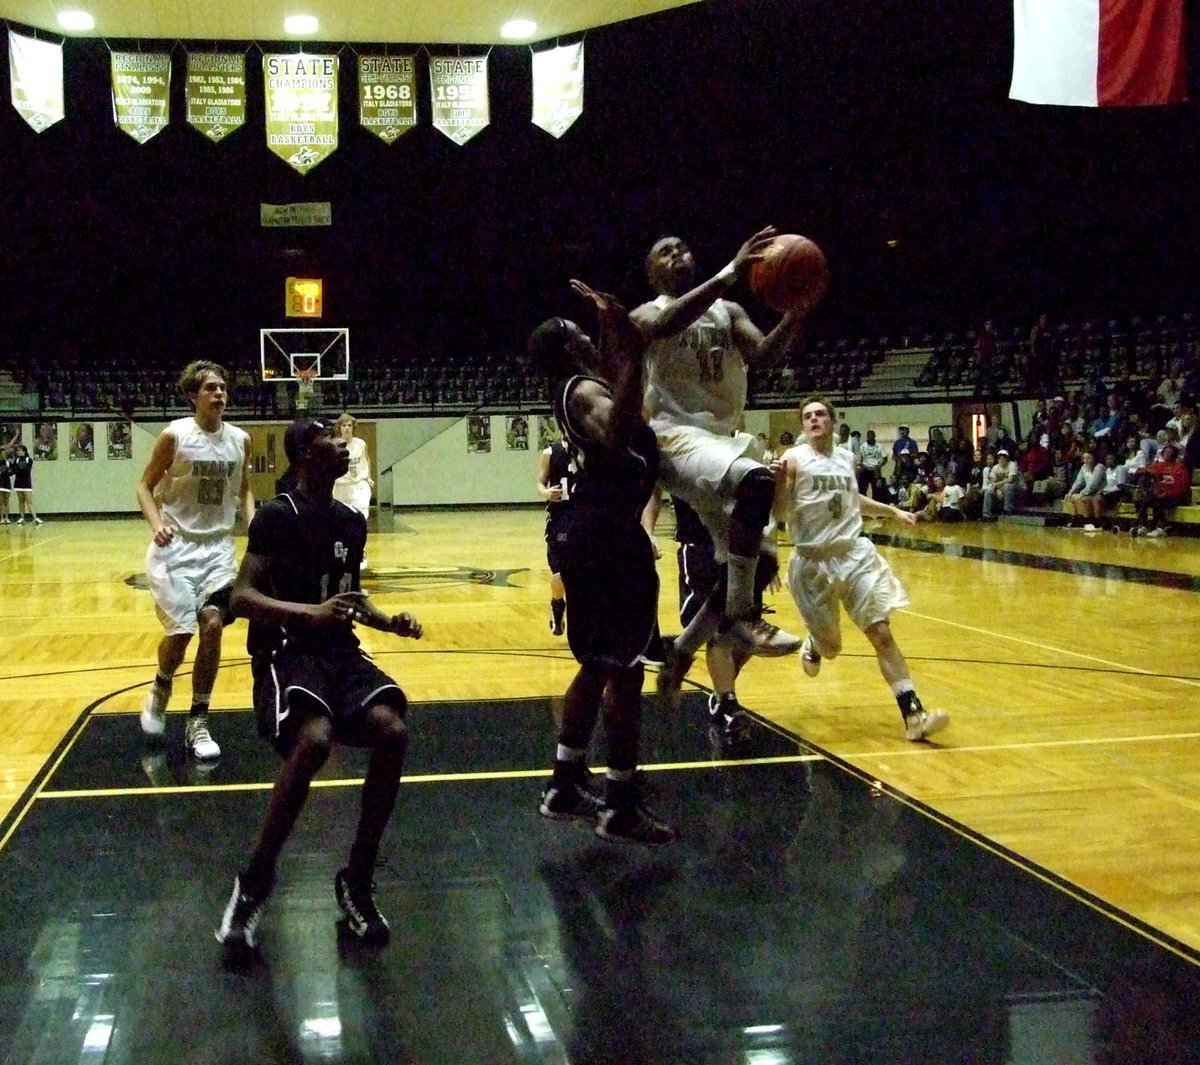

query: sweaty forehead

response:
[650,237,687,258]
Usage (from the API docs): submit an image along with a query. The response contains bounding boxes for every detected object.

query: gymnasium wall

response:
[20,405,985,515]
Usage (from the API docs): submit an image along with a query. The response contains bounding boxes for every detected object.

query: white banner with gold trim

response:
[111,52,171,144]
[359,55,417,144]
[186,52,246,142]
[429,55,489,145]
[532,42,584,138]
[8,31,64,132]
[264,53,338,174]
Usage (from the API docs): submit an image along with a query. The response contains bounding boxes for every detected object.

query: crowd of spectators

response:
[820,388,1198,536]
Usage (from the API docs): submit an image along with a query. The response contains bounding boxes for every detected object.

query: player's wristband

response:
[716,261,738,287]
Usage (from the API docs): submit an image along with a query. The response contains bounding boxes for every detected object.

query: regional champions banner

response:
[429,55,489,145]
[8,31,64,132]
[532,42,584,138]
[186,53,246,141]
[111,52,171,143]
[359,55,417,144]
[264,53,338,174]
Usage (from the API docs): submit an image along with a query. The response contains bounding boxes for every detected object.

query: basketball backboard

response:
[260,327,350,382]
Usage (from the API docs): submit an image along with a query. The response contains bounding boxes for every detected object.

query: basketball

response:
[748,234,829,313]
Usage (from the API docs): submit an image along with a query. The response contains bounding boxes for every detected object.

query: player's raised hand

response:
[732,226,779,274]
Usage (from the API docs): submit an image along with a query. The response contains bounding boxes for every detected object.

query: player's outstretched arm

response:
[860,495,916,526]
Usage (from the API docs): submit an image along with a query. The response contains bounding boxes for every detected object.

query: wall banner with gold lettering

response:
[8,31,64,132]
[186,52,246,142]
[532,42,584,139]
[263,53,338,174]
[359,54,417,144]
[111,52,171,143]
[429,55,489,145]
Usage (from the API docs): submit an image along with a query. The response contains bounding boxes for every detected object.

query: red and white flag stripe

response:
[1010,0,1186,107]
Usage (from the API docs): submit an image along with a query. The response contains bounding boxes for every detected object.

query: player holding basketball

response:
[136,361,253,761]
[773,396,948,742]
[632,227,811,699]
[529,280,676,845]
[216,416,423,956]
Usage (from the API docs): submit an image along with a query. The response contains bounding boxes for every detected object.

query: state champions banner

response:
[532,41,584,138]
[8,31,64,133]
[429,55,489,145]
[111,52,171,143]
[186,52,246,141]
[264,53,338,174]
[359,54,417,144]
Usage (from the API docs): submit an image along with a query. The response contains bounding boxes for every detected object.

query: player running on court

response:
[136,360,253,761]
[773,396,948,742]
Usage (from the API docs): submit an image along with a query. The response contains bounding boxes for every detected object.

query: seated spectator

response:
[1132,443,1191,537]
[1062,450,1106,528]
[939,475,967,522]
[1094,452,1129,532]
[1018,436,1053,504]
[982,449,1020,520]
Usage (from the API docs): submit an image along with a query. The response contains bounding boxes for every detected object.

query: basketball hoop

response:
[296,367,318,410]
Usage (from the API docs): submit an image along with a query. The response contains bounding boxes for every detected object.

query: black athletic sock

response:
[551,598,565,624]
[896,689,921,718]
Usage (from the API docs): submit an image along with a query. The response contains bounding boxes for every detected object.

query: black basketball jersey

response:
[544,440,578,538]
[552,373,659,523]
[244,492,366,656]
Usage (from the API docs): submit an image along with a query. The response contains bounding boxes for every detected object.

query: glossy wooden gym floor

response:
[1,508,1198,1062]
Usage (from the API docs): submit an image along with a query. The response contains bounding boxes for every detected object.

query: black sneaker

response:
[595,804,678,846]
[335,868,390,944]
[708,693,752,746]
[656,636,694,710]
[539,779,604,821]
[215,874,270,954]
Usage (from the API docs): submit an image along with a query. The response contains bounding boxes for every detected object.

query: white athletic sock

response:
[556,744,586,763]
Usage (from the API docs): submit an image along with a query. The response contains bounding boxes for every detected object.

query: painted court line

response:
[841,729,1200,761]
[36,754,824,800]
[903,608,1200,691]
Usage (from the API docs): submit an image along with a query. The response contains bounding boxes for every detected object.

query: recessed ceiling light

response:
[57,10,95,31]
[283,14,319,34]
[500,19,537,40]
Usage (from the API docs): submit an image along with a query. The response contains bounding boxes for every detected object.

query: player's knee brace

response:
[731,466,776,531]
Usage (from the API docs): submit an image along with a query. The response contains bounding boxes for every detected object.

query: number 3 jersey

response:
[643,296,747,436]
[156,417,249,537]
[783,443,863,556]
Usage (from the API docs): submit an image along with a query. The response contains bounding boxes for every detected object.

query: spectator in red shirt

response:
[1133,444,1191,538]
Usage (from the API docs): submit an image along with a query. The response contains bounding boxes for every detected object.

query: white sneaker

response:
[185,714,221,760]
[140,686,169,736]
[1145,527,1166,538]
[32,517,43,525]
[1082,523,1098,533]
[800,635,822,677]
[360,557,369,570]
[905,706,950,742]
[726,618,803,658]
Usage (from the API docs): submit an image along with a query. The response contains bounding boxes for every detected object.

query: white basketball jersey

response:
[157,417,248,537]
[335,436,369,486]
[784,443,862,554]
[644,296,746,435]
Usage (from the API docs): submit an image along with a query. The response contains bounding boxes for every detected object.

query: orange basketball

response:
[748,234,829,312]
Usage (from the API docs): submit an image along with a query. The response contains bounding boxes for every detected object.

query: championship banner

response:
[8,31,64,133]
[111,52,171,144]
[531,42,584,138]
[263,53,338,174]
[359,55,417,144]
[186,52,246,141]
[429,55,489,145]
